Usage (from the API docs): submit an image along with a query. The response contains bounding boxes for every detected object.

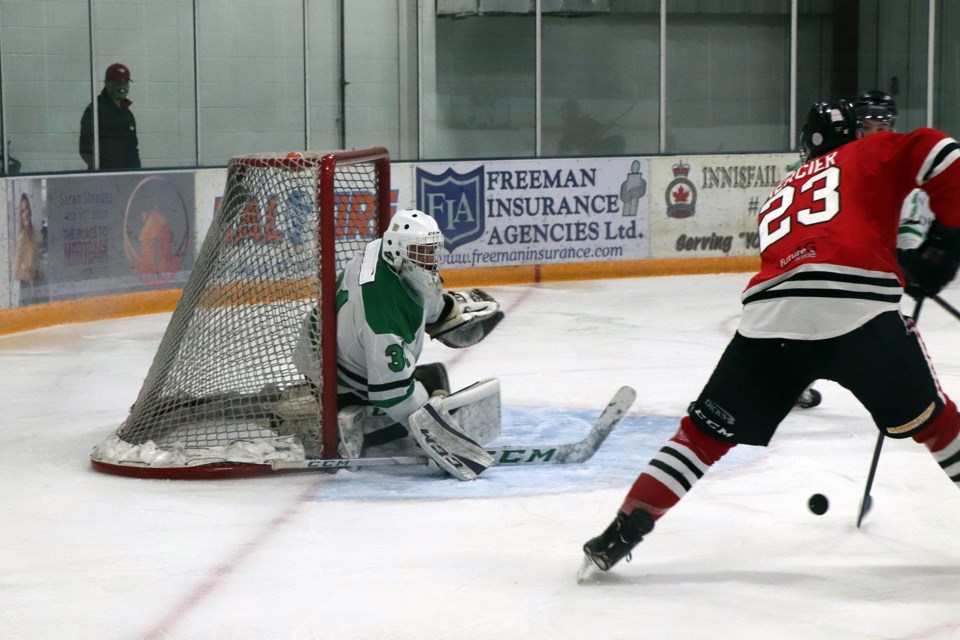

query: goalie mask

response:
[799,100,859,163]
[382,209,444,300]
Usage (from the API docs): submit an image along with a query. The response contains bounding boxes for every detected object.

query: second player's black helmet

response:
[853,90,897,127]
[799,100,859,163]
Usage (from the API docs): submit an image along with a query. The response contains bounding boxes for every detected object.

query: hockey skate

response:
[578,509,654,582]
[794,387,822,409]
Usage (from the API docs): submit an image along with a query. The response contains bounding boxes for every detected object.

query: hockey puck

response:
[808,493,829,515]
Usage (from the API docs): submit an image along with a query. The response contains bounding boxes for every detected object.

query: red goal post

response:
[90,148,391,479]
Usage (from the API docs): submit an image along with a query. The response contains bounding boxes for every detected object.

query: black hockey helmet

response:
[853,90,897,128]
[799,100,859,163]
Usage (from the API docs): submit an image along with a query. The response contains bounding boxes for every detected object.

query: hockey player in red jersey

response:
[794,91,927,411]
[579,100,960,577]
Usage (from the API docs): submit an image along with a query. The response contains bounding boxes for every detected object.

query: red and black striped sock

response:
[621,416,734,520]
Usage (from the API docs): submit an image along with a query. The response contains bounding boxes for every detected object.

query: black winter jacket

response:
[79,90,141,170]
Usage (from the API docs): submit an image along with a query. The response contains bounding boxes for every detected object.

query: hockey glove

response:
[426,288,504,349]
[898,221,960,298]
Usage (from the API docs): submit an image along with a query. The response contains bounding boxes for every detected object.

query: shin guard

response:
[621,417,734,519]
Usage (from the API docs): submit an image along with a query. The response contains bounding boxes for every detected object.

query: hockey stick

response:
[856,297,924,527]
[931,294,960,321]
[270,385,636,472]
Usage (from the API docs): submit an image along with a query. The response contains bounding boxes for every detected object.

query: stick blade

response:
[555,386,636,464]
[856,495,872,528]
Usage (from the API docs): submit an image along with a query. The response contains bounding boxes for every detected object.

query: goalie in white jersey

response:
[293,209,505,480]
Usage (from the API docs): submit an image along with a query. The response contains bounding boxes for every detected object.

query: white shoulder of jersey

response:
[358,239,381,285]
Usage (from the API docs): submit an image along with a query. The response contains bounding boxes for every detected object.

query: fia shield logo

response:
[416,166,484,252]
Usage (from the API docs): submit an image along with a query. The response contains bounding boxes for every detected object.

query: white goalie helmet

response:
[381,208,444,297]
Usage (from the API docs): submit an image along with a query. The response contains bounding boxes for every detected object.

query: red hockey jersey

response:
[739,128,960,339]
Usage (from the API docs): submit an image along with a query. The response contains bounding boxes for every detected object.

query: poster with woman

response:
[8,182,47,306]
[7,172,194,303]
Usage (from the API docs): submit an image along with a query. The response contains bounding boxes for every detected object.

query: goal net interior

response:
[91,148,391,478]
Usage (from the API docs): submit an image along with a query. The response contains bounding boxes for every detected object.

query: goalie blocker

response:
[427,288,504,348]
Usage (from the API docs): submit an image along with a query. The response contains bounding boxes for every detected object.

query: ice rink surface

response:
[3,273,960,640]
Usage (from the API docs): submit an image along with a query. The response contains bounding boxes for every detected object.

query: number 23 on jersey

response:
[758,164,841,253]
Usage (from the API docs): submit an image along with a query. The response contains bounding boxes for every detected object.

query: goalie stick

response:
[269,385,636,472]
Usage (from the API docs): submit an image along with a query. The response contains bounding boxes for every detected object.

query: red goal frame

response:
[90,147,391,479]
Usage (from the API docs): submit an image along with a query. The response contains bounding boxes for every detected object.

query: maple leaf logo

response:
[672,184,690,203]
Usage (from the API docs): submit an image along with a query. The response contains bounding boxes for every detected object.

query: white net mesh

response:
[91,150,388,476]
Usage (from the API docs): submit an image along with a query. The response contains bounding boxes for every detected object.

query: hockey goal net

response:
[91,148,391,478]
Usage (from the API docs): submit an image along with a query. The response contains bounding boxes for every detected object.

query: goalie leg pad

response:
[270,383,322,456]
[338,405,421,458]
[272,382,320,420]
[336,405,371,458]
[336,378,501,461]
[444,378,501,445]
[408,397,494,481]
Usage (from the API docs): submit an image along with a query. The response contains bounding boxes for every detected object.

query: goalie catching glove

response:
[426,288,504,348]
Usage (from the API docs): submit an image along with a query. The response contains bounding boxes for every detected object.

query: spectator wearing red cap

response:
[79,63,141,170]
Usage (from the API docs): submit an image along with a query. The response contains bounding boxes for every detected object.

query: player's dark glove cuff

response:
[898,237,960,298]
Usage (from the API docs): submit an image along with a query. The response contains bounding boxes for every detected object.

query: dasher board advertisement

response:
[6,172,195,306]
[410,157,651,269]
[648,153,797,259]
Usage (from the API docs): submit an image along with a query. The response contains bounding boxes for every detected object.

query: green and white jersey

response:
[898,188,933,251]
[294,239,441,423]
